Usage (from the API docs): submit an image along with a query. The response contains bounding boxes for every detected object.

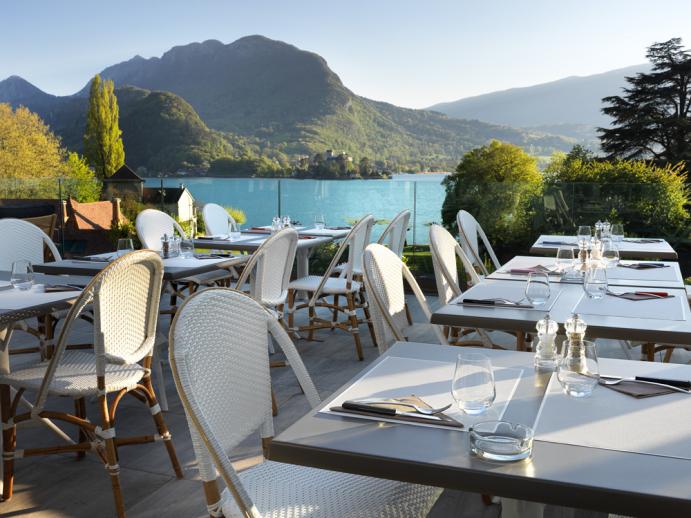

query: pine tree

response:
[599,38,691,165]
[83,74,125,178]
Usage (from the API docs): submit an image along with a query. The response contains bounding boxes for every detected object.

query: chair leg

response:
[151,342,169,412]
[404,302,413,326]
[140,376,183,478]
[347,293,364,361]
[663,347,674,363]
[1,384,16,501]
[307,305,316,341]
[360,290,377,348]
[99,393,126,518]
[271,388,278,416]
[74,397,87,459]
[287,290,296,336]
[331,295,339,326]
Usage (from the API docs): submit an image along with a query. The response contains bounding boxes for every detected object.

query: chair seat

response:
[333,263,363,276]
[221,460,441,518]
[0,351,147,397]
[288,275,361,295]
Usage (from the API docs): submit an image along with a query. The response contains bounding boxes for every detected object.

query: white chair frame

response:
[202,203,238,237]
[376,209,410,258]
[456,210,501,276]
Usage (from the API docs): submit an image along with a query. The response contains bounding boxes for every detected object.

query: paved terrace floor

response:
[3,294,690,517]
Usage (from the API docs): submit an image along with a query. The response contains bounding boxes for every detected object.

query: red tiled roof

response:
[68,199,115,231]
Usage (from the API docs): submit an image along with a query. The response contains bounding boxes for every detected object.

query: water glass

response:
[601,239,620,267]
[555,246,575,272]
[271,216,282,233]
[577,225,592,247]
[314,214,326,230]
[583,267,607,299]
[282,215,292,228]
[116,238,134,257]
[557,340,599,398]
[452,353,496,415]
[11,260,34,290]
[180,239,194,259]
[611,223,624,242]
[525,272,550,306]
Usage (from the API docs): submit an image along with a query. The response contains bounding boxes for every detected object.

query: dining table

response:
[530,235,678,260]
[194,226,348,279]
[268,341,691,517]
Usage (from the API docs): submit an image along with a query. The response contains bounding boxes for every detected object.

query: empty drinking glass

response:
[583,267,607,299]
[525,272,550,306]
[601,239,620,267]
[452,353,496,415]
[180,239,194,258]
[11,260,34,290]
[555,246,575,273]
[314,214,326,230]
[577,225,592,247]
[557,340,599,398]
[116,238,134,257]
[282,215,292,228]
[271,216,282,233]
[611,223,624,242]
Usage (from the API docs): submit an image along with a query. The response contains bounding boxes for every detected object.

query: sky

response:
[3,0,691,108]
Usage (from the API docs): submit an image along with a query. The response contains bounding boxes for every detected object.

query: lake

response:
[144,174,449,244]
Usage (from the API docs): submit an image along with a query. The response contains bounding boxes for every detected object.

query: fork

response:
[599,376,691,394]
[349,398,452,415]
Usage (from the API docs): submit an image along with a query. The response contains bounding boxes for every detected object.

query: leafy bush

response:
[225,206,247,226]
[441,140,542,254]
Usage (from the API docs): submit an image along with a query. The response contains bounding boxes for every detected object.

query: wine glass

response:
[282,215,292,228]
[11,260,34,290]
[611,223,624,242]
[314,213,326,230]
[116,238,134,257]
[180,239,195,259]
[601,239,620,268]
[577,225,592,247]
[271,216,282,233]
[525,272,551,306]
[451,353,495,415]
[555,246,575,273]
[583,267,607,299]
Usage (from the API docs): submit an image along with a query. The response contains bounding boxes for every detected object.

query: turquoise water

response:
[144,174,448,244]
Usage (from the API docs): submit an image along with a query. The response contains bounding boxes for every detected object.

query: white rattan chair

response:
[287,216,376,360]
[377,209,410,258]
[456,210,501,276]
[0,250,182,517]
[363,243,449,353]
[429,224,518,350]
[202,203,238,237]
[169,287,441,518]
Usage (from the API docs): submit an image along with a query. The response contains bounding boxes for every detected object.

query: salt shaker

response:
[534,313,559,371]
[558,314,599,397]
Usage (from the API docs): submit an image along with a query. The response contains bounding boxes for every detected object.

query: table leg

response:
[641,343,655,362]
[296,248,312,300]
[516,332,526,352]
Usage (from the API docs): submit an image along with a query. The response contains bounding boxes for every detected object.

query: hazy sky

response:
[3,0,691,108]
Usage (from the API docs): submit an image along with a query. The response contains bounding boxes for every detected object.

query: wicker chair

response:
[363,243,449,353]
[0,250,182,517]
[202,203,238,236]
[456,210,502,276]
[287,216,376,360]
[429,224,518,350]
[377,209,410,258]
[169,287,441,517]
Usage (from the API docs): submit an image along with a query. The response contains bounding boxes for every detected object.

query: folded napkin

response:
[327,226,351,230]
[196,235,228,240]
[540,240,577,246]
[299,236,317,240]
[244,227,272,234]
[606,290,670,301]
[508,265,553,275]
[618,263,669,270]
[330,395,463,429]
[600,380,676,398]
[44,284,84,293]
[624,238,663,244]
[69,256,111,263]
[194,253,234,260]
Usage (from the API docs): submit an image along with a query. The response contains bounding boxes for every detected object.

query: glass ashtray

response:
[469,420,534,462]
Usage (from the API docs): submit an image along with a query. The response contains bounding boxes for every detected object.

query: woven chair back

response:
[236,228,298,305]
[0,218,61,270]
[456,210,501,275]
[136,209,186,250]
[377,209,410,258]
[202,203,237,236]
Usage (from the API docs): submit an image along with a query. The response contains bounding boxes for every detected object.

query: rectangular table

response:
[194,232,333,278]
[431,278,691,346]
[489,255,684,289]
[34,253,247,281]
[530,235,678,260]
[269,342,691,516]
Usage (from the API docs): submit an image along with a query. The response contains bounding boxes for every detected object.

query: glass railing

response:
[2,176,689,276]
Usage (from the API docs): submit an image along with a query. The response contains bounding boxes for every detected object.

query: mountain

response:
[428,65,651,139]
[1,35,579,173]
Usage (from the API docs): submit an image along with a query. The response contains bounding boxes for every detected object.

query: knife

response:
[541,241,577,246]
[460,298,534,309]
[341,401,443,421]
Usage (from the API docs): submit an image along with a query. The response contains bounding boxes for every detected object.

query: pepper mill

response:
[161,233,170,259]
[534,313,559,371]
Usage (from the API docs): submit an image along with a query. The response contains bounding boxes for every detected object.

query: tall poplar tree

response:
[83,74,125,178]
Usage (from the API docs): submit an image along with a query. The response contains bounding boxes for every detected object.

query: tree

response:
[441,140,542,253]
[84,74,125,178]
[599,38,691,165]
[0,103,100,200]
